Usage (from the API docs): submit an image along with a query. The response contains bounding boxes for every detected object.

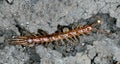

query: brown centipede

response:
[8,19,102,46]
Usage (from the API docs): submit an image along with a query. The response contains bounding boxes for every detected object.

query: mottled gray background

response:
[0,0,120,64]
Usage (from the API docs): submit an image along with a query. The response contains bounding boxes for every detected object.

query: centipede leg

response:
[30,33,38,37]
[60,39,65,45]
[37,29,48,36]
[43,42,49,47]
[24,32,37,38]
[76,24,82,29]
[54,41,59,48]
[73,36,79,42]
[67,36,78,44]
[65,38,74,44]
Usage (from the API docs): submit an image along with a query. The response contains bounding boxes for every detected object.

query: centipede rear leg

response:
[37,29,48,36]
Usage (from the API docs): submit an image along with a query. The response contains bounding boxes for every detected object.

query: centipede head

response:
[88,19,102,33]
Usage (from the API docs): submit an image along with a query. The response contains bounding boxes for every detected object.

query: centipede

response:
[9,18,102,47]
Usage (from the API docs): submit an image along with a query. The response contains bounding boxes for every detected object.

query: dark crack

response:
[91,53,98,64]
[14,18,31,36]
[117,4,120,8]
[5,0,14,5]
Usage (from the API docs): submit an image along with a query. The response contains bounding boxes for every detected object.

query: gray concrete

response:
[0,0,120,64]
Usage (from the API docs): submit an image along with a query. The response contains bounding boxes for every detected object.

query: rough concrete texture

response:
[0,46,29,64]
[0,0,120,64]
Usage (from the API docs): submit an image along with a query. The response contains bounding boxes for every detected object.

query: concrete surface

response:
[0,0,120,64]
